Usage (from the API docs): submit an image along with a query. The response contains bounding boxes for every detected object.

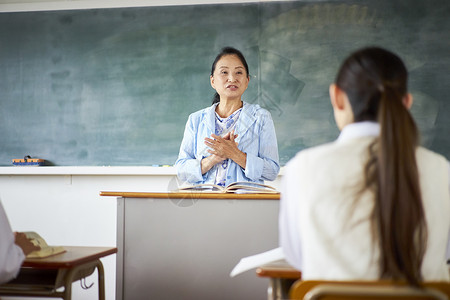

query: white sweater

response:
[279,123,450,281]
[0,200,25,284]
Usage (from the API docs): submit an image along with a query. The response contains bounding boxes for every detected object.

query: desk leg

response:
[97,260,105,300]
[268,278,296,300]
[63,259,105,300]
[63,277,72,300]
[268,278,282,300]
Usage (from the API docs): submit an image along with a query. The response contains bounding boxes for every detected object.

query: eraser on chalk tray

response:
[12,156,44,166]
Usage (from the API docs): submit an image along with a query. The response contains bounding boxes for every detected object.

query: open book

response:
[175,181,279,194]
[24,231,66,259]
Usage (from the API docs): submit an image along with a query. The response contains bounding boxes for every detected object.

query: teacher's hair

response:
[210,47,250,104]
[335,47,426,286]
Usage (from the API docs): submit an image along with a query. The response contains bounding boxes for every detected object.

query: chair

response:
[289,280,450,300]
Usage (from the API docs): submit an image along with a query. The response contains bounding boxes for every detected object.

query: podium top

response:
[100,191,280,200]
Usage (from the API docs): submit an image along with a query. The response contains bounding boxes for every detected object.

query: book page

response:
[175,183,224,192]
[227,181,276,189]
[23,231,66,258]
[27,245,66,259]
[175,182,279,193]
[23,231,49,248]
[230,247,285,277]
[225,182,279,193]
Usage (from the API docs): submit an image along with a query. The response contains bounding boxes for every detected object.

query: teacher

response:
[175,47,280,186]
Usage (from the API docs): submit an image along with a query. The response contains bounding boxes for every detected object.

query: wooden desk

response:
[256,260,302,300]
[0,246,117,300]
[101,191,280,300]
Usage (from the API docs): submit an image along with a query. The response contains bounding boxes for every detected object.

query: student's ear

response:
[329,84,345,110]
[330,83,354,130]
[403,93,413,110]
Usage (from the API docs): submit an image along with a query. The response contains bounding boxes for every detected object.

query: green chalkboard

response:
[0,0,449,166]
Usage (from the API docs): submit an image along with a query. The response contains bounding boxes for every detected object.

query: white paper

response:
[230,247,285,277]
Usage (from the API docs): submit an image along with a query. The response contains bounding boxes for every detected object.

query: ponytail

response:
[337,47,427,286]
[375,84,426,286]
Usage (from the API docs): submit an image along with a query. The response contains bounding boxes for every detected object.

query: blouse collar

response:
[337,121,380,142]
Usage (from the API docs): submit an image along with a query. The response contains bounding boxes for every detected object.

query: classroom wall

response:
[0,167,284,300]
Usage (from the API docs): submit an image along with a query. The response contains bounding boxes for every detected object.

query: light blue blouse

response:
[175,102,280,185]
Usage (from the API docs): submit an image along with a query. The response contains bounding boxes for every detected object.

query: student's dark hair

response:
[210,47,250,104]
[335,47,426,286]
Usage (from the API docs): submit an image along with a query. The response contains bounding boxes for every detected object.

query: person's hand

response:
[221,131,238,141]
[14,232,41,256]
[205,131,238,164]
[204,131,240,160]
[204,130,247,169]
[205,153,226,166]
[201,130,244,174]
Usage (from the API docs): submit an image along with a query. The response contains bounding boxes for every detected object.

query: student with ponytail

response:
[279,47,449,285]
[176,47,280,185]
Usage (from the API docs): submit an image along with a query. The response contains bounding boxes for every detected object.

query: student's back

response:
[279,47,450,286]
[281,131,449,281]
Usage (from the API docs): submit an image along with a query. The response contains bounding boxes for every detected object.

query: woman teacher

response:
[175,47,280,186]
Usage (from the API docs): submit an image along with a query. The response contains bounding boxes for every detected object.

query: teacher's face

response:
[210,54,249,101]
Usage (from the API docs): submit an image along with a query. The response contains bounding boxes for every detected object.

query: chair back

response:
[289,280,450,300]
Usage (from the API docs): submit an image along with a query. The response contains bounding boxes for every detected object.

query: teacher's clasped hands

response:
[203,131,243,172]
[175,47,280,186]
